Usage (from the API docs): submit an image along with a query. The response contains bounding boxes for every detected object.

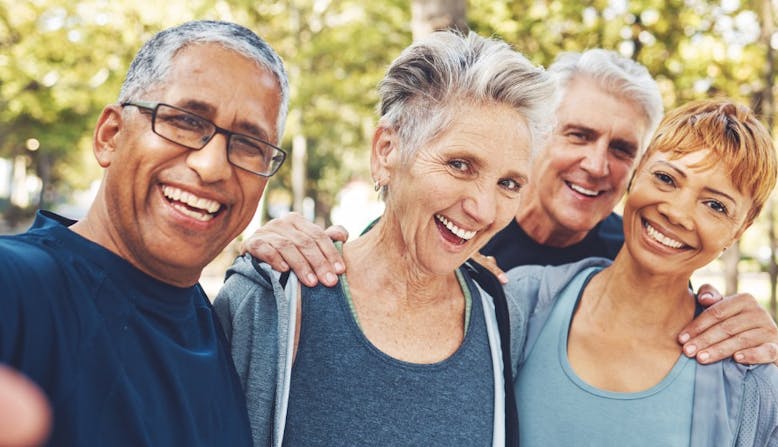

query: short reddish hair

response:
[637,98,777,225]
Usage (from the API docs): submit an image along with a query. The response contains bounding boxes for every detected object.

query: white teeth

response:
[569,183,599,197]
[644,222,684,249]
[435,215,477,240]
[162,185,222,218]
[171,203,215,222]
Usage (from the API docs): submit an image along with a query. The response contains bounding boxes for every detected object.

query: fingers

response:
[324,225,349,244]
[0,365,51,447]
[695,283,724,307]
[240,213,344,287]
[732,342,778,366]
[471,253,507,284]
[679,292,778,365]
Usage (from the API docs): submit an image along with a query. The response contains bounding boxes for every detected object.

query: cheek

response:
[700,220,740,252]
[236,178,268,216]
[610,161,634,187]
[544,150,570,172]
[494,196,522,227]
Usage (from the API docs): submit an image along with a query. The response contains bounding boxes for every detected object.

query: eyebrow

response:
[655,160,737,203]
[176,99,271,141]
[560,123,596,137]
[562,123,638,156]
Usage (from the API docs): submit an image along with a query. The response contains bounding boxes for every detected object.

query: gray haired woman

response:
[214,30,557,447]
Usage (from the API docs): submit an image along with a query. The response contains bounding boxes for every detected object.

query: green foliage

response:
[242,0,411,221]
[468,0,771,110]
[1,0,776,231]
[0,0,411,220]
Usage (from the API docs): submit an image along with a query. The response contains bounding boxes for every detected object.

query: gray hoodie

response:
[214,254,508,447]
[504,257,778,446]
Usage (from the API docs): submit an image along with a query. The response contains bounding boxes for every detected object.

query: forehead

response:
[425,102,532,175]
[151,43,282,141]
[557,77,649,145]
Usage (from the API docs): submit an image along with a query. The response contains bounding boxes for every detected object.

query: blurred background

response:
[1,0,777,312]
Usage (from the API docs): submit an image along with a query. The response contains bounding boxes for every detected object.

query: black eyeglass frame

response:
[121,100,287,177]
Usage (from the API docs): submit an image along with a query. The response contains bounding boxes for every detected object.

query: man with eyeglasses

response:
[0,20,287,446]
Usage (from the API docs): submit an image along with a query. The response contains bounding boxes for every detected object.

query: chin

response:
[558,216,599,233]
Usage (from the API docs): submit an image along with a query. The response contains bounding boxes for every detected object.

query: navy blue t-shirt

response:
[0,211,252,446]
[481,213,624,270]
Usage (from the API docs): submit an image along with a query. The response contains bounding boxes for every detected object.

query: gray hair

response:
[378,31,558,163]
[118,20,289,143]
[549,49,663,152]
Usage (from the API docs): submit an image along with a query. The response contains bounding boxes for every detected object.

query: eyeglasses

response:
[121,101,287,177]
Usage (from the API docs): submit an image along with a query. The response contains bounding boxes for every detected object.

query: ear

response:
[92,105,124,168]
[370,126,400,185]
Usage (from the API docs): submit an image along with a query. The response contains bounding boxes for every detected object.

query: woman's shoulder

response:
[744,362,778,394]
[213,254,287,320]
[504,257,611,299]
[713,360,778,407]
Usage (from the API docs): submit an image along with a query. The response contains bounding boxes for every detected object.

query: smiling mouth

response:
[162,185,223,222]
[567,182,601,197]
[643,219,685,249]
[435,214,477,245]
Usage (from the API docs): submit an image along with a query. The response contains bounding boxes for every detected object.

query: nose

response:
[657,200,694,231]
[462,185,498,227]
[186,133,233,183]
[579,139,609,178]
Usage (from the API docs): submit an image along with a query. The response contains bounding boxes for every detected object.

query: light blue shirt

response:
[516,267,696,447]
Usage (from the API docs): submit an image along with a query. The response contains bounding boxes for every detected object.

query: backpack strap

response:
[465,259,519,447]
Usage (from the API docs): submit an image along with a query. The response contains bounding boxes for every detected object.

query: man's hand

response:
[0,365,51,446]
[241,212,348,287]
[471,253,508,284]
[679,284,778,366]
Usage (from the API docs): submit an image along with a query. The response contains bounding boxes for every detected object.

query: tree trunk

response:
[769,201,777,318]
[292,134,307,213]
[35,152,51,210]
[759,0,777,318]
[411,0,468,40]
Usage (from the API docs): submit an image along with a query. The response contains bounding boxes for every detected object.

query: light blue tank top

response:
[283,268,494,446]
[516,267,695,446]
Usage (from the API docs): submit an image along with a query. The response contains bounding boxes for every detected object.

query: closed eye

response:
[164,112,208,132]
[566,131,591,143]
[611,144,637,160]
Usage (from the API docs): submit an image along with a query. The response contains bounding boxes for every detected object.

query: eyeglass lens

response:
[152,104,284,176]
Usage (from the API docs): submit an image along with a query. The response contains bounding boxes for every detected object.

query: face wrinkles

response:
[90,43,282,286]
[380,102,531,277]
[521,76,647,246]
[623,148,752,277]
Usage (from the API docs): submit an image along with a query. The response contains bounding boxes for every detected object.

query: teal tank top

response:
[283,268,494,446]
[516,267,695,446]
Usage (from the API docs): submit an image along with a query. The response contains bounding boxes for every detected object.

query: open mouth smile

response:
[435,214,477,245]
[162,185,223,222]
[567,181,601,197]
[643,219,685,249]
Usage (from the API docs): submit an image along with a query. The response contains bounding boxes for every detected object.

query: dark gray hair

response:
[378,31,558,163]
[118,20,289,143]
[549,49,663,152]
